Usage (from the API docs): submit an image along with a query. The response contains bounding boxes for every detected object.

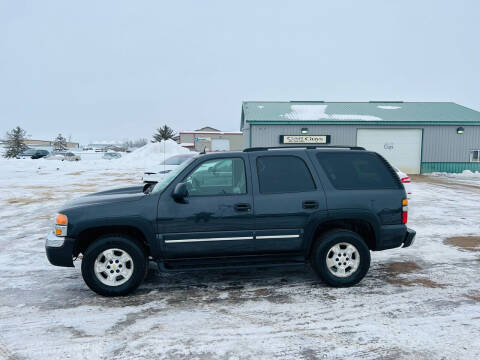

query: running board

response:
[158,255,306,272]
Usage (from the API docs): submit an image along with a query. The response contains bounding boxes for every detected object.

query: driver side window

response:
[184,158,247,196]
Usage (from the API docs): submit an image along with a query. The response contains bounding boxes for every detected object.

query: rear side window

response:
[256,156,316,194]
[316,152,399,190]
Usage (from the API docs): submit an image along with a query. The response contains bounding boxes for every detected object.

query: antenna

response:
[200,146,207,154]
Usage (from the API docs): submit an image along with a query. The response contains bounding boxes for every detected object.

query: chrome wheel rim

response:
[94,248,134,286]
[325,242,360,278]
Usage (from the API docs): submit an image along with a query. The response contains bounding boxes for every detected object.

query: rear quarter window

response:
[316,152,400,190]
[256,155,316,194]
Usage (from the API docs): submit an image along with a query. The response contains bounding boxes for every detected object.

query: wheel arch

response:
[74,225,150,257]
[305,215,378,257]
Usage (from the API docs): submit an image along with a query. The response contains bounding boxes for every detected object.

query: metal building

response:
[241,101,480,174]
[178,127,243,152]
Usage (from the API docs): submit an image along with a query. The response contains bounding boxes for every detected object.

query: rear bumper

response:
[402,228,416,248]
[45,232,75,267]
[375,225,416,251]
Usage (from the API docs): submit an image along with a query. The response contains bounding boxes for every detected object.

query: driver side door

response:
[157,155,255,259]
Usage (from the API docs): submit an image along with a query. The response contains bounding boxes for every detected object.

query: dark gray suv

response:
[46,146,416,296]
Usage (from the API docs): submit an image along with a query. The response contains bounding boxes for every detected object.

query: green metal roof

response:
[241,101,480,128]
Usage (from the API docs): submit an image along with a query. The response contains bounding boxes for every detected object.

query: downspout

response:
[249,124,253,148]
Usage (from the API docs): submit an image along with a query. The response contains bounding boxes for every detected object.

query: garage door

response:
[356,129,422,174]
[211,139,230,151]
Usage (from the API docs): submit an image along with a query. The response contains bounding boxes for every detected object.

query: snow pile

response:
[282,105,382,121]
[121,140,191,168]
[0,140,192,174]
[429,170,480,178]
[427,170,480,187]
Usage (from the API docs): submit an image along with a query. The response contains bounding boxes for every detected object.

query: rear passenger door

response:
[249,151,327,253]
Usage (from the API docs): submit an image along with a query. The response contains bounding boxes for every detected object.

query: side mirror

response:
[143,183,154,193]
[172,182,189,202]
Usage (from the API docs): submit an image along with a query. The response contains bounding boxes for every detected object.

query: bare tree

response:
[123,138,148,149]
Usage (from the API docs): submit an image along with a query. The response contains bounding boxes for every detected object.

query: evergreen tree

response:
[153,125,175,142]
[53,133,68,151]
[4,126,28,158]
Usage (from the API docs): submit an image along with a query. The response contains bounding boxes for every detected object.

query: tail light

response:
[402,199,408,224]
[401,176,411,183]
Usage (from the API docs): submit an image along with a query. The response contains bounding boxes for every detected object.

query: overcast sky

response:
[1,0,479,144]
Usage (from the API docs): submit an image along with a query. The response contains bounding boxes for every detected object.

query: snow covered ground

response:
[0,157,479,359]
[427,170,480,187]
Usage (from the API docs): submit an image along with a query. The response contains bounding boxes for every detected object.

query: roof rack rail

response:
[243,146,365,152]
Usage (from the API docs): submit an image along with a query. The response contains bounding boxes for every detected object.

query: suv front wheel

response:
[81,234,147,296]
[311,229,371,287]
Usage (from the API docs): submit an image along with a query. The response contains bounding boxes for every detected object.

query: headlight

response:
[54,214,68,237]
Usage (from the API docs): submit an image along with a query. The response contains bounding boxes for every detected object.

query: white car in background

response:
[143,153,196,183]
[393,166,412,197]
[46,151,81,161]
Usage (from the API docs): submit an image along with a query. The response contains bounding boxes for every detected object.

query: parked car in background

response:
[31,150,50,159]
[143,153,196,183]
[46,152,81,161]
[103,152,122,160]
[17,149,36,158]
[393,166,412,198]
[18,149,50,159]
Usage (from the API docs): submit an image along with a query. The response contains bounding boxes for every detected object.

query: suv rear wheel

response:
[311,229,370,287]
[81,234,147,296]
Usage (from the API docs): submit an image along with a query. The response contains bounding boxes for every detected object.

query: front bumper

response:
[402,228,416,248]
[45,232,75,267]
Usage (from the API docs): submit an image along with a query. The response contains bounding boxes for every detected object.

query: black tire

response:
[310,229,370,287]
[81,234,147,296]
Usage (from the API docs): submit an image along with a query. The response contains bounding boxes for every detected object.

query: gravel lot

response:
[0,159,479,360]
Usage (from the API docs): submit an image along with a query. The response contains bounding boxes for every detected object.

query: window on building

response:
[184,158,246,196]
[256,156,316,194]
[471,150,480,162]
[316,152,400,190]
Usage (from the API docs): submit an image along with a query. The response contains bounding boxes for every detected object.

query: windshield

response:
[151,157,196,194]
[22,149,36,155]
[160,154,194,165]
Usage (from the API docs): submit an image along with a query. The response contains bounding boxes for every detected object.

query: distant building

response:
[23,139,79,150]
[178,126,243,152]
[241,101,480,174]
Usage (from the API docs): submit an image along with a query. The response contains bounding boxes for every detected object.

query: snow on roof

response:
[242,101,480,127]
[180,131,243,135]
[281,105,382,121]
[377,105,402,110]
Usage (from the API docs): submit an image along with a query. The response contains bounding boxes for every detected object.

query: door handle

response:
[234,203,251,212]
[302,200,319,209]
